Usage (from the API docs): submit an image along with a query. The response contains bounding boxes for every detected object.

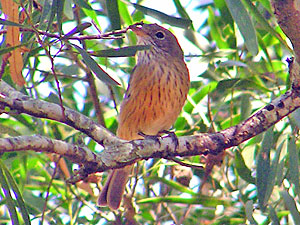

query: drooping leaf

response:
[225,0,258,55]
[1,161,30,225]
[91,45,150,57]
[245,200,258,225]
[0,18,26,27]
[256,127,273,211]
[0,160,20,225]
[235,150,255,184]
[288,137,300,195]
[131,3,192,28]
[281,190,300,224]
[73,44,120,85]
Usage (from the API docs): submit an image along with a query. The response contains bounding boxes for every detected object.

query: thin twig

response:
[178,205,193,225]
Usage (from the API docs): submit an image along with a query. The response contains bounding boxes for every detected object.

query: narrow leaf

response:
[240,94,252,122]
[0,18,25,27]
[263,140,285,208]
[56,0,65,34]
[39,0,52,29]
[281,190,300,224]
[245,200,258,225]
[207,6,229,49]
[256,127,273,211]
[235,150,255,184]
[91,45,151,57]
[241,0,292,53]
[225,0,258,55]
[1,161,30,225]
[106,0,121,30]
[63,23,92,39]
[269,205,280,225]
[173,0,194,29]
[73,44,120,85]
[288,137,300,195]
[131,3,192,28]
[64,0,74,19]
[48,0,58,32]
[106,0,122,45]
[0,161,19,225]
[0,44,24,56]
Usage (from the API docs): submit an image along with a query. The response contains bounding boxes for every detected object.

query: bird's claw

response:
[159,130,179,150]
[138,131,161,145]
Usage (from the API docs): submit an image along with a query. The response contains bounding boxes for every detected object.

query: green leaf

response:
[281,190,300,224]
[48,0,58,31]
[225,0,258,55]
[269,205,280,225]
[92,45,151,57]
[118,1,133,25]
[216,78,240,91]
[235,150,255,184]
[106,0,121,30]
[78,0,101,29]
[207,7,229,49]
[173,0,194,29]
[64,0,74,20]
[184,81,217,113]
[63,23,92,39]
[1,161,30,225]
[0,123,21,136]
[256,127,273,211]
[56,0,65,34]
[245,200,258,225]
[240,94,252,122]
[288,137,300,195]
[106,0,122,45]
[262,140,285,208]
[0,161,20,225]
[0,44,24,56]
[241,0,292,53]
[39,0,52,29]
[74,0,93,10]
[0,18,26,28]
[72,44,120,86]
[131,3,192,28]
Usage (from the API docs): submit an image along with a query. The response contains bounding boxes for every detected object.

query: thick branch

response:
[0,135,101,165]
[0,80,123,147]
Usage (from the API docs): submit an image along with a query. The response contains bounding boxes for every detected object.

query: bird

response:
[98,22,190,210]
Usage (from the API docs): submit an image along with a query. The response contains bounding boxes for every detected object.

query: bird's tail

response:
[98,165,132,210]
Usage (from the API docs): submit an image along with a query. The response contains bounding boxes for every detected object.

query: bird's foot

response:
[159,130,179,150]
[138,131,161,145]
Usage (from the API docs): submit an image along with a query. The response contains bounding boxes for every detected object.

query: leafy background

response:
[0,0,299,224]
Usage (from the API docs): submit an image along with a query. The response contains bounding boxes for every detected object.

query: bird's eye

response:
[155,31,165,39]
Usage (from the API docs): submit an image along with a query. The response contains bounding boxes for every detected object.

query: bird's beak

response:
[129,23,148,37]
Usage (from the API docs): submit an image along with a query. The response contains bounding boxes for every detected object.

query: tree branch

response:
[0,135,101,165]
[0,80,122,146]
